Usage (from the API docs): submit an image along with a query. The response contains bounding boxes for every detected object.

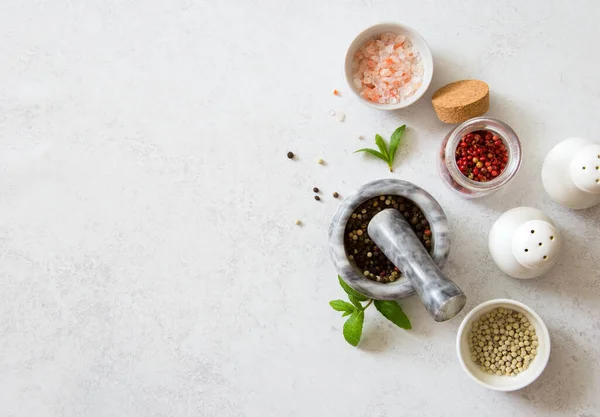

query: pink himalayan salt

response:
[352,32,424,105]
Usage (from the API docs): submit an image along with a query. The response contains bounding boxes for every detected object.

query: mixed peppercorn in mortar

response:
[344,195,432,283]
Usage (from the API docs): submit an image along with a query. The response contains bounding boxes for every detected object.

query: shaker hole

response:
[530,230,535,234]
[583,166,587,170]
[539,242,542,246]
[524,249,529,252]
[543,255,548,260]
[550,236,554,240]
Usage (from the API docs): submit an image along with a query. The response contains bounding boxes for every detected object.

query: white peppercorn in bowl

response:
[456,299,551,391]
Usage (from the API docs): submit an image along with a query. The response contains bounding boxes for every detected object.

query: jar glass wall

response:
[438,117,522,198]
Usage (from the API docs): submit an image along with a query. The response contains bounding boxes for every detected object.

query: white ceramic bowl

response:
[456,299,551,391]
[344,22,434,110]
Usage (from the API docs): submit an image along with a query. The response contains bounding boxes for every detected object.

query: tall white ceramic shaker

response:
[542,137,600,209]
[489,207,561,279]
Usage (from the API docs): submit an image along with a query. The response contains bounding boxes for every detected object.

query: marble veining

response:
[328,179,451,300]
[368,208,466,321]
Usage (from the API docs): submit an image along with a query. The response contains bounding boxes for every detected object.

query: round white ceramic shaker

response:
[542,137,600,209]
[489,207,561,279]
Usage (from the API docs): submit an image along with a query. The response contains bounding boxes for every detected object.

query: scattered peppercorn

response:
[468,307,538,376]
[314,195,320,201]
[317,158,324,165]
[287,151,294,159]
[313,187,319,193]
[455,130,508,182]
[333,89,340,96]
[295,220,301,225]
[344,195,432,284]
[333,192,339,198]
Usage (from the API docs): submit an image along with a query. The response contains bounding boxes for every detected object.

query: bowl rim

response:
[456,298,551,391]
[344,22,434,110]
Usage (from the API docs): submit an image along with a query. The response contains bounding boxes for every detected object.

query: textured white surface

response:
[1,1,599,416]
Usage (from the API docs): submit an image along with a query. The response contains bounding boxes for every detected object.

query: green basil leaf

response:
[348,294,363,309]
[374,134,390,160]
[354,148,388,162]
[343,310,364,346]
[374,300,412,329]
[342,311,352,317]
[388,125,406,164]
[338,276,368,301]
[329,300,356,313]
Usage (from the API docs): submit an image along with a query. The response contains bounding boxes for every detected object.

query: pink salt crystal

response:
[352,32,422,105]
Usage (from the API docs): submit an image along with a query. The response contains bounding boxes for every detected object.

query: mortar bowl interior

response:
[328,179,450,300]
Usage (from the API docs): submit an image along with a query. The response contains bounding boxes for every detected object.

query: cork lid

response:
[432,80,489,108]
[431,80,489,123]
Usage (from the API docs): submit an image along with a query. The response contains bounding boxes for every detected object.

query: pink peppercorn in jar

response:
[438,117,522,198]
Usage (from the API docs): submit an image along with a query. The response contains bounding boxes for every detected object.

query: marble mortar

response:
[328,179,466,321]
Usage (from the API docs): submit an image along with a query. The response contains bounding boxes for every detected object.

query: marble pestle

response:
[368,208,466,322]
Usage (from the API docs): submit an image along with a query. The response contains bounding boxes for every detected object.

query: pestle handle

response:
[368,209,466,322]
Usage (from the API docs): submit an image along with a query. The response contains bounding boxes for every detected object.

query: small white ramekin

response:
[344,22,433,110]
[456,299,551,391]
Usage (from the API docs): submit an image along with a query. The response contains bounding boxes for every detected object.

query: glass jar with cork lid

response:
[438,117,522,198]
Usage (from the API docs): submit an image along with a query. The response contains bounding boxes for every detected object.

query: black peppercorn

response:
[344,195,432,284]
[313,187,319,193]
[287,151,294,159]
[314,195,320,201]
[333,192,339,198]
